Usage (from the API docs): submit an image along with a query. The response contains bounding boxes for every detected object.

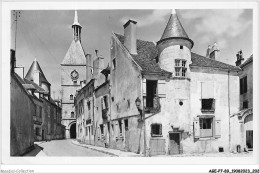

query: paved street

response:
[24,139,112,157]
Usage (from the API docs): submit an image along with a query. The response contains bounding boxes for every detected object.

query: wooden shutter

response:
[193,119,200,138]
[143,80,146,97]
[215,120,221,138]
[201,82,214,99]
[158,80,166,98]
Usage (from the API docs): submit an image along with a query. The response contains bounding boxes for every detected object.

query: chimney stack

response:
[208,42,220,60]
[206,45,211,58]
[123,19,137,55]
[86,53,92,83]
[235,49,244,66]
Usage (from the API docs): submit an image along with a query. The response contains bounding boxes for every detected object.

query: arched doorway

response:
[70,123,76,139]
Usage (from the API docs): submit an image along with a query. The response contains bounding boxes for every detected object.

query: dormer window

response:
[70,94,73,100]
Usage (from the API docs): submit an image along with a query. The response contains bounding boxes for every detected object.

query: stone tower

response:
[157,9,194,132]
[61,10,86,139]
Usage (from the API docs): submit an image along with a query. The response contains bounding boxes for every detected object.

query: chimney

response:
[206,45,211,58]
[123,19,137,55]
[86,53,92,82]
[235,49,244,66]
[209,42,220,60]
[93,57,104,79]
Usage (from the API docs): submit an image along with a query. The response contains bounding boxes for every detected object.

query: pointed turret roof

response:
[25,59,50,84]
[61,40,86,65]
[158,9,193,47]
[72,10,81,27]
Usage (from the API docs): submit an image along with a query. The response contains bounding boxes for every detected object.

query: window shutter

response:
[158,80,166,98]
[193,119,200,138]
[215,120,221,138]
[143,80,146,97]
[201,82,214,99]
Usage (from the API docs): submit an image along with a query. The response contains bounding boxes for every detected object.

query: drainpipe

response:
[228,70,231,152]
[141,76,147,157]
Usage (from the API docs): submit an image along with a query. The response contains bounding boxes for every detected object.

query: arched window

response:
[71,112,74,118]
[70,94,73,100]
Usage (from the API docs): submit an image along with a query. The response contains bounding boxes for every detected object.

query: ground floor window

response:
[36,127,40,136]
[151,123,162,137]
[199,118,213,137]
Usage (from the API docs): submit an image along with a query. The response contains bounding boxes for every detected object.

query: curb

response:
[71,140,118,157]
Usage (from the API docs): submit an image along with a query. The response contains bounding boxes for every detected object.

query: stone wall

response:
[11,74,34,156]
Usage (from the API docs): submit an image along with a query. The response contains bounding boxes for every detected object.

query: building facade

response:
[61,11,87,139]
[230,53,253,152]
[74,10,250,156]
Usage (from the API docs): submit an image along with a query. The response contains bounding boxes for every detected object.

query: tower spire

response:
[72,10,82,41]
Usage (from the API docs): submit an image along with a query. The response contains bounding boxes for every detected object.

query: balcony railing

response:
[144,96,161,113]
[102,108,109,119]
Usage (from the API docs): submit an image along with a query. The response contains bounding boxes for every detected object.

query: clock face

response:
[71,70,79,80]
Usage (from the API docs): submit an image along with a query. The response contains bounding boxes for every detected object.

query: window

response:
[39,107,42,118]
[175,60,180,67]
[201,82,215,112]
[73,80,77,85]
[118,120,122,134]
[146,80,158,108]
[48,106,50,118]
[36,127,40,136]
[124,119,128,131]
[112,58,116,69]
[175,67,180,76]
[201,99,215,111]
[243,100,248,109]
[70,95,73,100]
[87,101,91,110]
[100,124,104,135]
[86,127,88,136]
[54,108,56,120]
[180,45,183,49]
[71,111,74,118]
[181,69,186,77]
[91,125,93,135]
[240,76,247,94]
[175,60,186,77]
[199,118,213,137]
[151,124,162,137]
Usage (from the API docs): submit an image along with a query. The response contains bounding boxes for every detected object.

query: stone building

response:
[230,52,253,152]
[61,10,87,139]
[75,10,248,156]
[11,50,35,156]
[11,50,65,149]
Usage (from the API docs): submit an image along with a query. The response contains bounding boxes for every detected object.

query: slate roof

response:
[190,52,241,71]
[158,11,193,47]
[25,60,50,84]
[61,40,86,65]
[240,54,253,69]
[114,33,240,73]
[23,78,48,94]
[114,33,172,76]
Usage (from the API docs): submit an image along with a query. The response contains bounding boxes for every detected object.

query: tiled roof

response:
[25,60,50,84]
[114,33,240,73]
[24,78,48,94]
[61,40,86,65]
[159,12,192,45]
[114,33,172,76]
[240,54,253,68]
[190,52,241,71]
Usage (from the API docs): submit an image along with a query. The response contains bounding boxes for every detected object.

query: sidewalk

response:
[23,143,47,157]
[71,140,143,157]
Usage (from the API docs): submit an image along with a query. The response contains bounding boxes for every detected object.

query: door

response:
[246,130,253,150]
[42,130,44,141]
[169,133,181,155]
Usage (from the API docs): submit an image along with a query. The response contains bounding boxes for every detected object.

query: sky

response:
[11,9,253,100]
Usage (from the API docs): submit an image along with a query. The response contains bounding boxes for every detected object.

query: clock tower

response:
[61,10,86,139]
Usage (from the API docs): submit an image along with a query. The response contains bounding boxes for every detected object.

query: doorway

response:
[169,133,181,155]
[70,123,76,139]
[246,130,253,150]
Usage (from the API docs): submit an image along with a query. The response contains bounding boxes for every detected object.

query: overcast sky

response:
[11,9,253,99]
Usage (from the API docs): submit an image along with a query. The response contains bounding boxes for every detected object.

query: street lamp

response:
[135,97,147,156]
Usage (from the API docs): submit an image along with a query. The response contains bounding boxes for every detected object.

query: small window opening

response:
[151,124,162,137]
[118,120,122,134]
[71,111,74,118]
[113,58,116,69]
[70,95,73,100]
[180,45,183,49]
[201,99,215,111]
[243,100,248,109]
[124,119,128,131]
